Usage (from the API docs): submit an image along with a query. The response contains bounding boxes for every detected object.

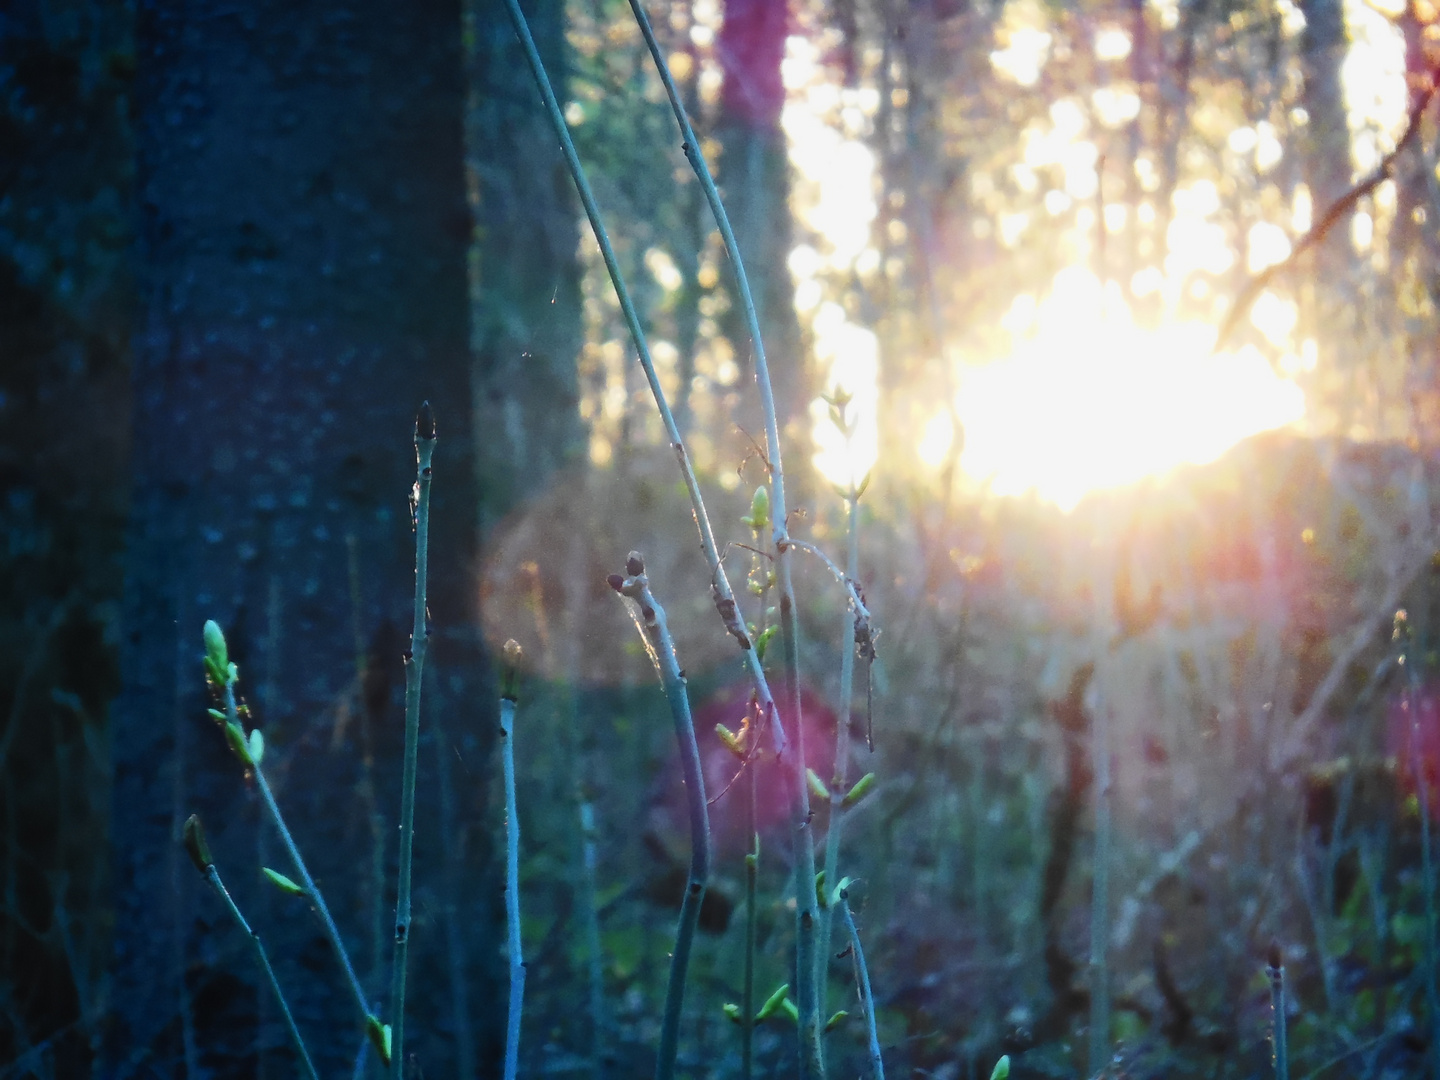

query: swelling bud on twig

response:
[807,769,831,801]
[416,400,436,441]
[223,722,253,766]
[203,620,232,687]
[989,1055,1010,1080]
[841,772,876,809]
[754,983,791,1022]
[501,639,524,703]
[183,814,213,874]
[716,723,746,759]
[741,485,770,532]
[365,1014,392,1066]
[262,867,307,897]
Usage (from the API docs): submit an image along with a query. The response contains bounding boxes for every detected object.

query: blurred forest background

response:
[5,0,1440,1076]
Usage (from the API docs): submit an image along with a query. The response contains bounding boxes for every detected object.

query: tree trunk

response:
[1296,0,1356,421]
[716,0,807,448]
[109,0,576,1075]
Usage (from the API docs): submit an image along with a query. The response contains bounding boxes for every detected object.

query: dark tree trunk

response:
[0,6,134,1072]
[108,0,577,1075]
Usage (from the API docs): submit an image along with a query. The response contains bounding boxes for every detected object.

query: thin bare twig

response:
[1217,67,1440,351]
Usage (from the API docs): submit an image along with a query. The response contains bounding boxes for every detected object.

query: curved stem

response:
[819,496,860,1019]
[624,5,823,1071]
[839,893,883,1080]
[500,0,791,764]
[1404,628,1440,1080]
[252,767,372,1024]
[220,679,375,1050]
[203,864,320,1080]
[609,557,711,1080]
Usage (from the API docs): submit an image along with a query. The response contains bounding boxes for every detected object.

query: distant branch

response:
[1217,67,1440,352]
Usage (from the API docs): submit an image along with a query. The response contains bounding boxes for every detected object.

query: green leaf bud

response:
[815,869,827,908]
[807,768,831,801]
[780,998,799,1023]
[830,875,854,909]
[723,1003,742,1024]
[989,1055,1010,1080]
[366,1015,392,1065]
[754,983,790,1022]
[754,625,778,662]
[825,1010,849,1032]
[746,486,770,532]
[223,722,253,766]
[207,708,227,723]
[715,723,746,759]
[183,814,213,874]
[841,772,876,809]
[262,867,306,896]
[203,620,228,676]
[247,729,264,765]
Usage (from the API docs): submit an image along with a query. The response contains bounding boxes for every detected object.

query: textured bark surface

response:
[110,0,517,1074]
[0,2,134,1071]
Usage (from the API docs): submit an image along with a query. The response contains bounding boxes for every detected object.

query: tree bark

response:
[109,0,576,1074]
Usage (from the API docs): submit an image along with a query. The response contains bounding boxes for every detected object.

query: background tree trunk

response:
[716,0,808,449]
[1297,0,1357,422]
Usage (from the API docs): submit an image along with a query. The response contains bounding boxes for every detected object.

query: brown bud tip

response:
[183,814,213,874]
[606,574,626,593]
[626,551,645,577]
[416,401,436,441]
[1267,940,1282,970]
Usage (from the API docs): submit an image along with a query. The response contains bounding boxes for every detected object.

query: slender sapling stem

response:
[623,5,826,1068]
[390,401,436,1079]
[499,640,525,1080]
[608,553,711,1080]
[743,759,758,1080]
[182,815,320,1080]
[579,800,606,1076]
[500,0,792,767]
[1088,573,1113,1078]
[203,625,381,1062]
[1266,942,1288,1080]
[1399,610,1440,1078]
[742,491,771,1080]
[839,890,883,1080]
[820,493,860,1018]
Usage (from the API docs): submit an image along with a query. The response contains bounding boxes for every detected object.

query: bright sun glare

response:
[783,0,1410,509]
[953,268,1304,511]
